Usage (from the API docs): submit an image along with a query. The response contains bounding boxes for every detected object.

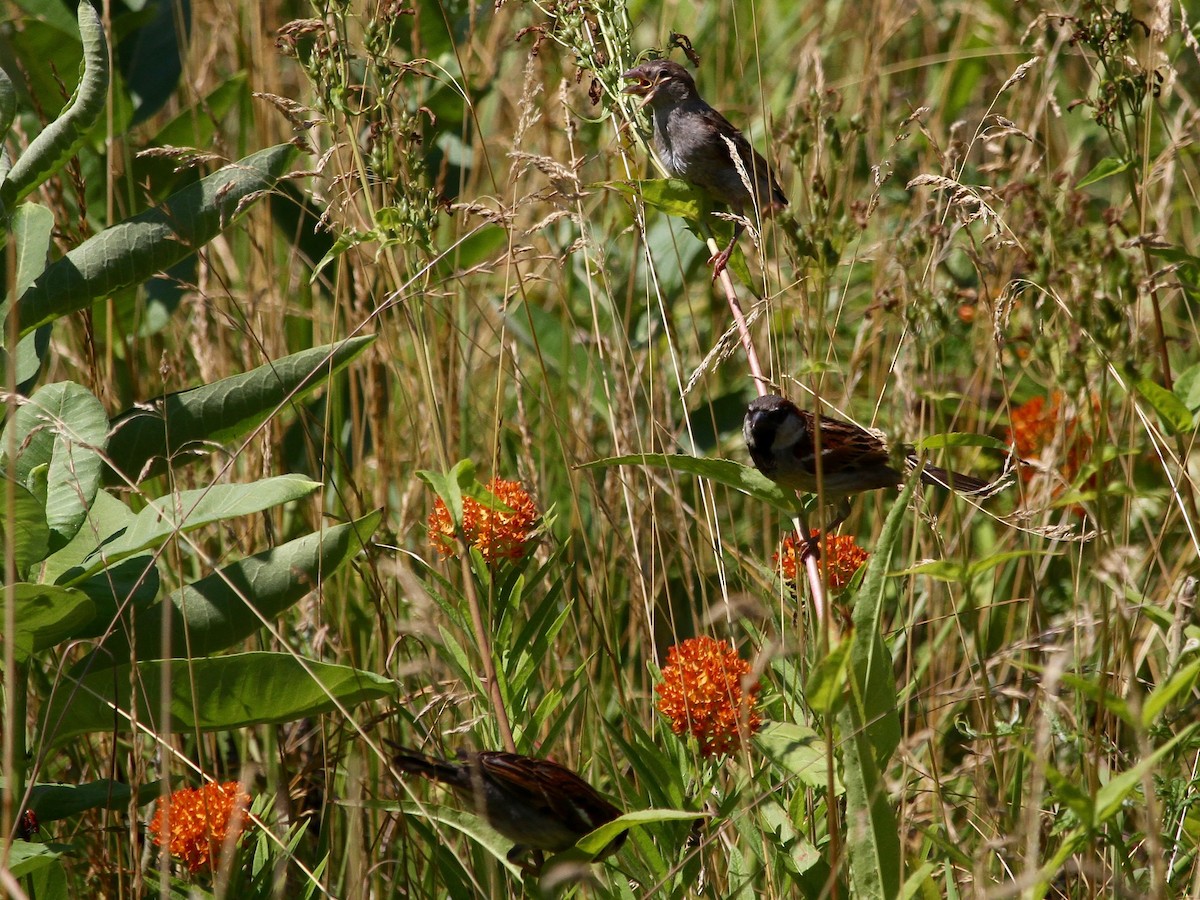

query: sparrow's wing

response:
[791,413,891,475]
[684,106,787,213]
[479,753,621,834]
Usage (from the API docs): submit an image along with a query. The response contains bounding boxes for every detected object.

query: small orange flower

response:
[1007,393,1093,486]
[656,636,762,757]
[776,531,869,592]
[1008,394,1062,461]
[427,477,539,563]
[148,781,250,874]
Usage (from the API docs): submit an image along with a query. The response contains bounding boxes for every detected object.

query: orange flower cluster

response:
[427,477,540,563]
[775,531,869,592]
[148,782,250,874]
[656,636,762,757]
[1007,393,1093,486]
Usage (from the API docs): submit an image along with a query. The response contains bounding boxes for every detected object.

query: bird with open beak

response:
[622,58,788,278]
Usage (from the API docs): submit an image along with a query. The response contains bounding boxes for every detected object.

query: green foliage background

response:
[3,0,1200,896]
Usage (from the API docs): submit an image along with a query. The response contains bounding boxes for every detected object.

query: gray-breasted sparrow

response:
[622,59,787,278]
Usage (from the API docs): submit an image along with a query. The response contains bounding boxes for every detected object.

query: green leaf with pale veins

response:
[106,335,374,482]
[14,143,298,336]
[6,583,95,659]
[67,474,320,582]
[80,512,380,664]
[0,479,51,578]
[41,652,397,747]
[2,382,108,551]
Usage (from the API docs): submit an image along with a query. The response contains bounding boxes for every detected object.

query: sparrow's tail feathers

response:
[914,461,992,496]
[388,745,460,784]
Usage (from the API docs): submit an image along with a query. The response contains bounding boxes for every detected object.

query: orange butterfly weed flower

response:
[656,636,762,757]
[776,531,869,592]
[1007,393,1093,486]
[427,477,540,563]
[148,781,250,874]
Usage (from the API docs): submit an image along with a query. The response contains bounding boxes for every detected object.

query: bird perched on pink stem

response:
[622,58,788,278]
[744,393,992,503]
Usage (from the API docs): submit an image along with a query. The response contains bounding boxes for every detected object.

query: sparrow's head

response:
[744,394,807,458]
[621,59,699,107]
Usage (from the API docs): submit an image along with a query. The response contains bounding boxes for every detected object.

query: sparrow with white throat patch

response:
[743,393,992,500]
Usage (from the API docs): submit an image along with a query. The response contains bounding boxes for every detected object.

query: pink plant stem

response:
[711,243,827,621]
[715,262,766,394]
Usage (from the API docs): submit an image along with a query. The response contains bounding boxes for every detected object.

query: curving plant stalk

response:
[0,2,109,210]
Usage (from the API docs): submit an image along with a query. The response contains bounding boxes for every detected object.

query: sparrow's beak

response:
[621,70,652,97]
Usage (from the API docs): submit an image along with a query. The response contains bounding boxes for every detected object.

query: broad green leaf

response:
[1175,362,1200,413]
[805,639,853,716]
[1,2,109,208]
[0,65,13,177]
[8,0,78,34]
[1135,376,1194,434]
[576,808,703,857]
[1076,156,1132,189]
[23,777,170,821]
[3,204,54,389]
[5,583,94,659]
[41,652,397,747]
[70,474,320,581]
[835,474,914,900]
[5,841,64,879]
[20,856,68,900]
[72,556,161,641]
[610,178,707,220]
[10,202,54,297]
[0,479,51,578]
[434,224,508,279]
[417,459,476,529]
[580,453,801,514]
[14,143,298,336]
[106,335,374,483]
[120,0,190,126]
[40,489,135,586]
[83,512,380,664]
[149,73,248,156]
[840,724,901,900]
[758,799,824,881]
[2,382,108,551]
[754,720,839,792]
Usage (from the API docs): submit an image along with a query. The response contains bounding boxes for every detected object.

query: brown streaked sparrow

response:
[390,746,626,869]
[744,394,991,499]
[622,59,788,278]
